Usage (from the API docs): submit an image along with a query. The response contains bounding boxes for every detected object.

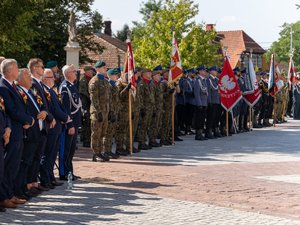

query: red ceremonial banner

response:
[243,88,261,107]
[168,31,183,84]
[218,57,242,111]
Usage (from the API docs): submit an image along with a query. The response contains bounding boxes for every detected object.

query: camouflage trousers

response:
[115,110,129,150]
[104,121,117,152]
[138,107,153,144]
[161,109,171,141]
[132,109,140,140]
[91,114,108,155]
[149,109,162,142]
[81,114,91,145]
[275,101,284,120]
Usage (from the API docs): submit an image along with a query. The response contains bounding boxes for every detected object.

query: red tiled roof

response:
[217,30,265,68]
[97,33,127,52]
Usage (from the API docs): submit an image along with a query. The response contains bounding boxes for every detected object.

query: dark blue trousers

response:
[0,140,23,200]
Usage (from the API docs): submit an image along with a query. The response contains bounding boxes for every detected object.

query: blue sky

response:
[92,0,300,49]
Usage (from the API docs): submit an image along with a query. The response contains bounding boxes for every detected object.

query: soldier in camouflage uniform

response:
[104,68,121,159]
[160,69,174,146]
[115,77,134,155]
[132,70,141,142]
[79,66,94,147]
[89,61,111,162]
[137,69,155,150]
[149,70,163,147]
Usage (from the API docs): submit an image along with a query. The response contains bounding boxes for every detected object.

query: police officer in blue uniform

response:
[59,64,82,181]
[194,66,208,141]
[40,69,70,187]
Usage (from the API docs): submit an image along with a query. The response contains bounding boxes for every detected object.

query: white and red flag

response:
[123,38,136,87]
[268,54,284,97]
[219,56,242,111]
[168,31,183,84]
[287,56,296,87]
[243,57,261,107]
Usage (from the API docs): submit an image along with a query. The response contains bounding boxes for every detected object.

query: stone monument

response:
[64,10,81,69]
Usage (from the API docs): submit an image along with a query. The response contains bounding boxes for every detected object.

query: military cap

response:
[94,60,106,68]
[46,60,58,69]
[208,66,218,72]
[197,65,206,71]
[153,65,163,71]
[107,68,119,76]
[83,65,93,72]
[152,70,161,76]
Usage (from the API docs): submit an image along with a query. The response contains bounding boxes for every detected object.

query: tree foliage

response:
[0,0,104,67]
[114,24,130,42]
[267,22,300,70]
[131,0,221,69]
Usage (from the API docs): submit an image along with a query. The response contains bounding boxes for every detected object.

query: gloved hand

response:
[140,108,146,118]
[96,112,103,122]
[108,111,116,123]
[125,83,131,90]
[169,88,175,94]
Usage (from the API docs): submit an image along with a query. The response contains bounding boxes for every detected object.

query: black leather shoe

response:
[109,152,120,159]
[138,144,150,150]
[59,176,68,181]
[174,136,183,141]
[0,206,6,212]
[72,175,81,181]
[116,150,129,156]
[51,180,64,186]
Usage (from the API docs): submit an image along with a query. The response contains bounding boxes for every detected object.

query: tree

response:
[180,25,222,68]
[267,22,300,70]
[0,0,104,67]
[131,0,221,69]
[115,24,130,42]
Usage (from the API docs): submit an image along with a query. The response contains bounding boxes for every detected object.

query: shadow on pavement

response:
[0,181,161,224]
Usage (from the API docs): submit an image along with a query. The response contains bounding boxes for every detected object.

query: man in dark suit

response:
[40,69,70,188]
[0,59,34,208]
[59,64,82,180]
[27,58,55,192]
[14,68,48,199]
[0,94,11,212]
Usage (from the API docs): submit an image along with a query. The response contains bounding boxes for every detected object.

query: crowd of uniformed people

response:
[0,56,292,212]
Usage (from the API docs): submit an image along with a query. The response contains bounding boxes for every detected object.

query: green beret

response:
[107,68,119,76]
[46,60,58,68]
[94,60,106,68]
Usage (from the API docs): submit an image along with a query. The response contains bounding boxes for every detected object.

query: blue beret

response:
[197,65,206,71]
[153,65,163,71]
[94,60,106,68]
[46,60,58,68]
[107,68,119,76]
[217,68,222,73]
[209,66,218,72]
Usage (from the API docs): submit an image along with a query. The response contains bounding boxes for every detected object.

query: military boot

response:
[205,129,215,139]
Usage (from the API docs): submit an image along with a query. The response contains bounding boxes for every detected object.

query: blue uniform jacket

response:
[0,78,33,141]
[59,80,82,128]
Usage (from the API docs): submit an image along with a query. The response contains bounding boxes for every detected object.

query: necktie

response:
[12,82,17,91]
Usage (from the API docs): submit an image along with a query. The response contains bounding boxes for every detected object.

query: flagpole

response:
[226,111,229,136]
[171,91,175,145]
[273,53,276,127]
[126,32,133,156]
